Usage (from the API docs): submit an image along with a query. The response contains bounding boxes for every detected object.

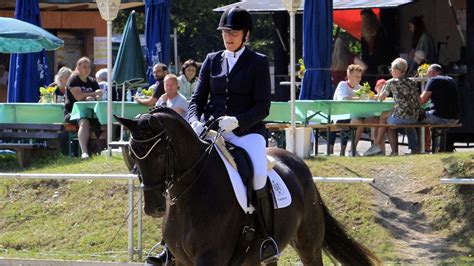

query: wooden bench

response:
[0,123,65,167]
[323,123,462,155]
[265,122,462,155]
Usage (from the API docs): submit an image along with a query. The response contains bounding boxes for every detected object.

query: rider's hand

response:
[218,116,239,132]
[191,120,205,136]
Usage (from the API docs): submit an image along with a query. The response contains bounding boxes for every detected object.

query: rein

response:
[129,116,217,205]
[167,143,213,205]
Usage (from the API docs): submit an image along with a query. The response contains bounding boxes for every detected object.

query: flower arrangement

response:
[355,82,375,100]
[298,58,305,80]
[417,63,430,77]
[141,87,154,97]
[39,86,56,103]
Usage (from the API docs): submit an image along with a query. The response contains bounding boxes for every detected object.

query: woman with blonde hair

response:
[49,66,73,103]
[64,57,104,159]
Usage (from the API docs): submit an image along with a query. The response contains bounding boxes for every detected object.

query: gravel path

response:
[370,168,456,263]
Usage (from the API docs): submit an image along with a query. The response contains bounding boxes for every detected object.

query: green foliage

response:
[112,1,275,64]
[349,39,362,56]
[113,10,146,34]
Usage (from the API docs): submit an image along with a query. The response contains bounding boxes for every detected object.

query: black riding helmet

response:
[217,7,253,31]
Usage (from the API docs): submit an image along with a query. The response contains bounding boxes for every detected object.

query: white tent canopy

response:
[214,0,414,12]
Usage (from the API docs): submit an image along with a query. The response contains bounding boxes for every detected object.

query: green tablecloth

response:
[299,100,395,122]
[265,100,395,124]
[0,103,65,124]
[70,101,149,124]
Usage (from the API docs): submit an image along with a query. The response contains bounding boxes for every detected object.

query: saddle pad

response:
[215,145,292,213]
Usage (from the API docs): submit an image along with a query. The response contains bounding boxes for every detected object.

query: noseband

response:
[129,116,213,204]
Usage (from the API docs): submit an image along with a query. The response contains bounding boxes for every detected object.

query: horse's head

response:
[115,107,203,217]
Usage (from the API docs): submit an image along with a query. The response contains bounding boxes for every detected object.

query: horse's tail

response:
[321,198,381,266]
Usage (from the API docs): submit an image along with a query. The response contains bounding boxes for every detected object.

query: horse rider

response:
[145,6,278,265]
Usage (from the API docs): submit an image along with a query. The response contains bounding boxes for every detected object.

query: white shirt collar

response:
[223,46,245,59]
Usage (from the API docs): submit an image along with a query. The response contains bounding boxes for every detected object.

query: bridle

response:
[129,115,214,204]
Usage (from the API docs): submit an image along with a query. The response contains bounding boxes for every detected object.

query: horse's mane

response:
[148,106,196,136]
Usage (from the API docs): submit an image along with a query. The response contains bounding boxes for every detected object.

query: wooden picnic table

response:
[0,103,66,167]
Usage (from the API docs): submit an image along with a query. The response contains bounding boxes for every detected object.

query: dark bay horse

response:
[116,107,380,266]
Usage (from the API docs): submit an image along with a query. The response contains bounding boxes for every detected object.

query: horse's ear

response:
[114,115,138,131]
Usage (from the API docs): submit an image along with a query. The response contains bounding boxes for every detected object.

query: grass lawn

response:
[0,152,473,263]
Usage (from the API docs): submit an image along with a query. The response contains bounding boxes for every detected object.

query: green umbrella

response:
[112,11,147,87]
[0,17,63,53]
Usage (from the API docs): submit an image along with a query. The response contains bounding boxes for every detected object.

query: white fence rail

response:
[313,177,374,183]
[440,178,474,185]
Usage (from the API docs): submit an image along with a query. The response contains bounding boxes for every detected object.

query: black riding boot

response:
[255,188,280,264]
[145,244,174,266]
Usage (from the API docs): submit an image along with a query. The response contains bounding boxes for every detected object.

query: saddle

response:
[204,131,287,264]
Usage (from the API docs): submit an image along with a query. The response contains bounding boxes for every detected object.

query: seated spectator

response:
[48,66,73,103]
[135,63,168,106]
[177,59,198,100]
[420,64,460,152]
[329,64,363,156]
[351,80,385,154]
[157,74,188,118]
[95,68,108,101]
[364,58,423,156]
[64,57,104,159]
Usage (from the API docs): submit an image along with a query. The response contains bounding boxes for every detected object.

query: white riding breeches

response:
[221,131,267,190]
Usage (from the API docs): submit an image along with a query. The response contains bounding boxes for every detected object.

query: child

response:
[329,64,364,156]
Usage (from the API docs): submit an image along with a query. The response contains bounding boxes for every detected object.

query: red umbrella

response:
[333,8,380,40]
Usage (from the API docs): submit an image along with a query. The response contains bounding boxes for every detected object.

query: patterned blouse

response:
[381,77,421,119]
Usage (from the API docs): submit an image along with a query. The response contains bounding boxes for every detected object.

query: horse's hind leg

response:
[291,188,325,266]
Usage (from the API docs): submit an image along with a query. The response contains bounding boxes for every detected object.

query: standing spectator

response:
[95,68,108,101]
[330,35,366,89]
[409,16,437,67]
[48,66,73,103]
[157,74,188,118]
[360,9,397,87]
[177,59,198,100]
[364,58,423,156]
[420,64,459,152]
[135,63,168,106]
[0,63,8,86]
[0,63,8,102]
[64,57,104,159]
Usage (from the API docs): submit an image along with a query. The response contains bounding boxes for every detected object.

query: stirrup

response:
[259,237,280,264]
[144,242,173,266]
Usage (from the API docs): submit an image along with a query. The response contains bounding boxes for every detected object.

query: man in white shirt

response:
[156,74,188,118]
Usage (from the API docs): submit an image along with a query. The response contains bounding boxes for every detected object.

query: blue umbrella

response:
[145,0,170,84]
[299,0,333,100]
[7,0,51,103]
[0,17,64,53]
